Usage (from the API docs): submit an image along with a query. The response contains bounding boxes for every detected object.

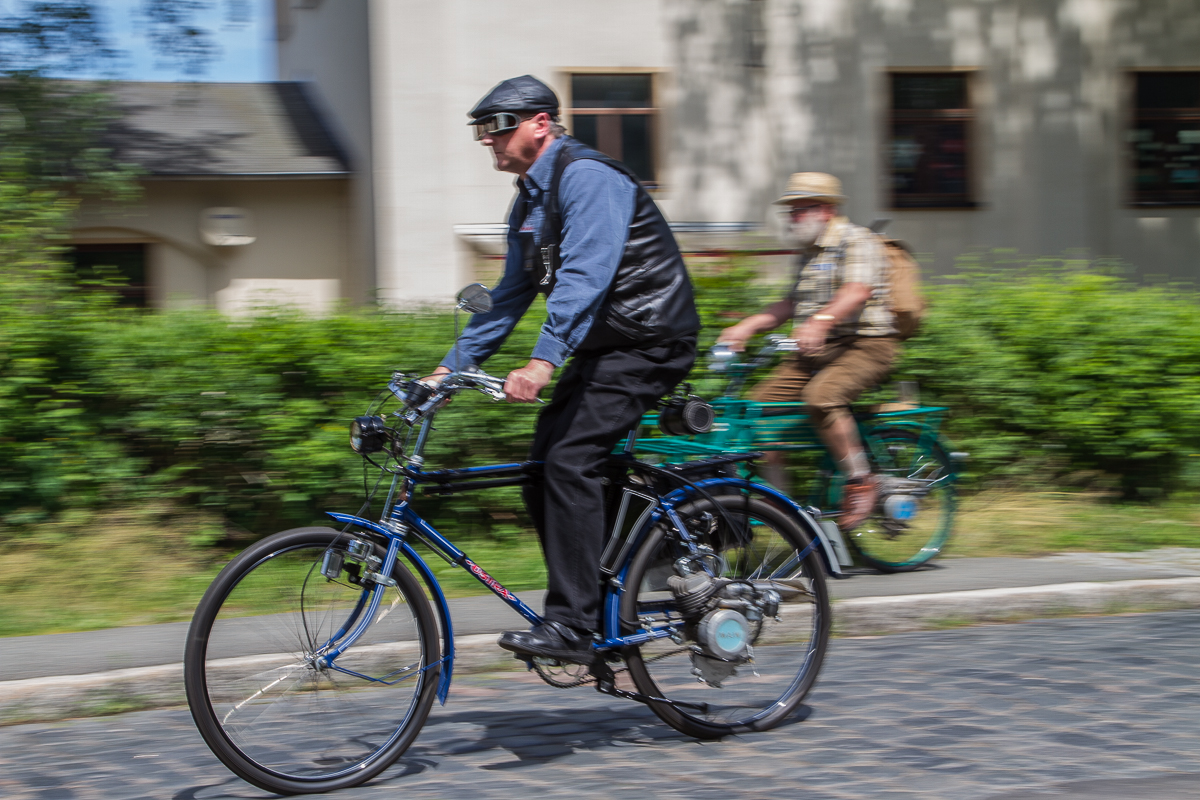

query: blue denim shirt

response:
[440,137,637,371]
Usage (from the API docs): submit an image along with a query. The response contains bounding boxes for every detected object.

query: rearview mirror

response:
[456,283,493,314]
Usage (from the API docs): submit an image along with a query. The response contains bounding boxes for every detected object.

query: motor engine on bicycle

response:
[666,548,782,687]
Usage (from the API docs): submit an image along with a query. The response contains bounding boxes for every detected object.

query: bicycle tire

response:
[184,527,439,795]
[620,494,830,739]
[847,427,956,573]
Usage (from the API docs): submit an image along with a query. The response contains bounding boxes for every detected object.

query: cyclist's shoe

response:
[498,621,594,665]
[840,474,879,531]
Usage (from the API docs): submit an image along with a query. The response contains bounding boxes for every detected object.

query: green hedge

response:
[4,250,1200,541]
[0,257,760,537]
[897,254,1200,497]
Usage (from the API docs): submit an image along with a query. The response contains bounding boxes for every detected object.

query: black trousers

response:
[522,335,697,632]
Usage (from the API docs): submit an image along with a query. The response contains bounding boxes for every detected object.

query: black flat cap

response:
[468,75,559,122]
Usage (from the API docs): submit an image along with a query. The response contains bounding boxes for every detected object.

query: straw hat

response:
[773,172,845,205]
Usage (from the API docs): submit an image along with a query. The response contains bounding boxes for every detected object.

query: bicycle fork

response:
[313,536,403,671]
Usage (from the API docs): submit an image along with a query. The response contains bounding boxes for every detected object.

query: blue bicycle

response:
[184,286,833,795]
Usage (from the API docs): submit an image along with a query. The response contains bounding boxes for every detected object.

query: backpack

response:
[878,236,925,341]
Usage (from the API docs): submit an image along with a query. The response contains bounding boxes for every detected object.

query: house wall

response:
[664,0,1200,279]
[74,179,353,309]
[288,0,1200,305]
[366,0,673,304]
[276,0,377,302]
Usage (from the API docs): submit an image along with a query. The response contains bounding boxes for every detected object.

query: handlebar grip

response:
[709,343,736,361]
[708,343,738,373]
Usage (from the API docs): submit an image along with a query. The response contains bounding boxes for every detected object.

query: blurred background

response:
[3,0,1200,638]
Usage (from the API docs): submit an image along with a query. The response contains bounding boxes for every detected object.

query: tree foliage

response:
[0,0,238,78]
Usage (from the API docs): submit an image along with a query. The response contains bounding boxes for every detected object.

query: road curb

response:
[833,576,1200,635]
[4,577,1200,724]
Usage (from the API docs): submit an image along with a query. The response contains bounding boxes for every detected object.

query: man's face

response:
[787,201,836,247]
[478,112,549,176]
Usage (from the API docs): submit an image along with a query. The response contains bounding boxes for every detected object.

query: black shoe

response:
[497,621,594,665]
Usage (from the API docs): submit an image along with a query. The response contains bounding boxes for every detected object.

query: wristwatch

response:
[813,314,836,322]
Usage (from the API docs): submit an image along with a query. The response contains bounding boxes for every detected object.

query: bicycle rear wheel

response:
[620,495,830,739]
[849,427,956,572]
[184,527,439,795]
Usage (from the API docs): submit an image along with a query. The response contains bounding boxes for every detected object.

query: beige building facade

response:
[74,81,355,312]
[277,0,1200,304]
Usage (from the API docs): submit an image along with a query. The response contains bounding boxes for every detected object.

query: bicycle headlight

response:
[658,396,715,437]
[350,415,387,454]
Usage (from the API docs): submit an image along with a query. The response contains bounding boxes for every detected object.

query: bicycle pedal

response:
[588,657,618,694]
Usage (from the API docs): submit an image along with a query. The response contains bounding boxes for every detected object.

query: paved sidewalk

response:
[3,549,1200,722]
[6,548,1200,681]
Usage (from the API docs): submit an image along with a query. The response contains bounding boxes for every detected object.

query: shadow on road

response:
[168,700,816,797]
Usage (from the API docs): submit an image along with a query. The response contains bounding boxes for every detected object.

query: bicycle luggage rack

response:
[629,400,950,462]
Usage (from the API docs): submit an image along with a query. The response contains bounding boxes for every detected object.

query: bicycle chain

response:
[532,646,690,689]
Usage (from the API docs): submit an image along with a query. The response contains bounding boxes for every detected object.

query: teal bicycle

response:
[635,336,962,573]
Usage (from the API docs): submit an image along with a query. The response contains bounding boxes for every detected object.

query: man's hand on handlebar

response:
[423,366,451,386]
[717,301,795,353]
[504,359,554,403]
[716,319,762,353]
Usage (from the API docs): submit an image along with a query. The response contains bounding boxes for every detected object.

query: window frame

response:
[884,68,978,211]
[1128,69,1200,208]
[561,68,666,190]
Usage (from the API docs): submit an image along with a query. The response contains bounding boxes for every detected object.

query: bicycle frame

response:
[645,337,952,460]
[322,417,837,707]
[635,397,949,459]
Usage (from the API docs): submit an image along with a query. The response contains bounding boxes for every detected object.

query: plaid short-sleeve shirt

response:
[789,216,896,338]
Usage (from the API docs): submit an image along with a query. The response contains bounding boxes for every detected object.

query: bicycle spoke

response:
[185,530,439,793]
[623,496,830,737]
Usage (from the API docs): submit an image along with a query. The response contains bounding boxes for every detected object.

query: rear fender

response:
[660,479,842,577]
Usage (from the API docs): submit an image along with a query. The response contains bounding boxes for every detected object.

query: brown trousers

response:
[750,336,900,431]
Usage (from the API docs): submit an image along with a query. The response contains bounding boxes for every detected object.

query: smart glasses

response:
[472,112,524,141]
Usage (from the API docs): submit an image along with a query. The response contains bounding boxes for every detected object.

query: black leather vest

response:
[526,137,700,350]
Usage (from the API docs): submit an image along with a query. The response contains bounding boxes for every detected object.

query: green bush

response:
[0,301,554,535]
[5,249,1200,543]
[897,252,1200,497]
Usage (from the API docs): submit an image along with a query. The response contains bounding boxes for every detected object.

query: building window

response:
[70,243,149,308]
[888,72,974,209]
[568,73,657,184]
[1131,72,1200,206]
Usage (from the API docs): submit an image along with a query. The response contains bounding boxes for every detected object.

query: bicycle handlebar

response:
[706,335,801,396]
[386,366,549,425]
[709,335,797,371]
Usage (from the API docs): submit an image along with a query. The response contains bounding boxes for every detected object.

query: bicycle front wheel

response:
[620,495,830,739]
[184,527,439,795]
[850,427,956,572]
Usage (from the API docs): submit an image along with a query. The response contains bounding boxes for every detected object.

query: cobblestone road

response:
[4,611,1200,800]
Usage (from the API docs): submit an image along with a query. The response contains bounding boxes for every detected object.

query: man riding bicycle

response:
[428,75,700,664]
[717,172,899,531]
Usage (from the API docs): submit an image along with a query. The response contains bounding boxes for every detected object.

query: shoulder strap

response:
[786,250,816,301]
[543,136,641,254]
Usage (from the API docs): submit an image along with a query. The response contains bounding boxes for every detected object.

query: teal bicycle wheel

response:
[830,427,956,572]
